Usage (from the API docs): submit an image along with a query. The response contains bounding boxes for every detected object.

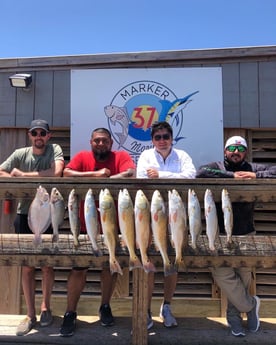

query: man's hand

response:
[234,171,256,179]
[10,168,25,177]
[146,168,159,179]
[94,168,111,177]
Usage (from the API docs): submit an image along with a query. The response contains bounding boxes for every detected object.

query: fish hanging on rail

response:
[168,189,187,270]
[188,189,202,250]
[68,189,80,247]
[134,189,156,273]
[221,188,233,245]
[151,190,175,276]
[99,188,123,275]
[118,188,142,270]
[204,189,218,252]
[50,187,65,243]
[84,188,103,256]
[28,185,51,246]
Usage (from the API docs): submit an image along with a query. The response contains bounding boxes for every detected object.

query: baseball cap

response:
[224,136,247,149]
[29,119,50,132]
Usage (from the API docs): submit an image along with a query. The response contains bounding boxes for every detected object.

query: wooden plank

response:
[240,62,259,127]
[1,177,276,203]
[34,71,53,124]
[52,71,70,127]
[132,268,147,345]
[259,61,276,127]
[0,266,21,314]
[0,72,16,125]
[222,64,240,127]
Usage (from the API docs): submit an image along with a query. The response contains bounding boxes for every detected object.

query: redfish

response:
[168,189,187,270]
[118,189,142,270]
[151,190,175,276]
[99,188,123,275]
[134,189,156,273]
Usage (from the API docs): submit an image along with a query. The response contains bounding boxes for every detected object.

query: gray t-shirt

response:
[0,144,64,214]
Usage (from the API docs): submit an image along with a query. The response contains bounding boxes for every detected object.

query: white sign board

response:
[71,67,223,169]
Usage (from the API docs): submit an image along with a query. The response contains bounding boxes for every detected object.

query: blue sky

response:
[1,0,276,58]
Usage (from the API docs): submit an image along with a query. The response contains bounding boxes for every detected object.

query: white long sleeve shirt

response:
[136,147,196,179]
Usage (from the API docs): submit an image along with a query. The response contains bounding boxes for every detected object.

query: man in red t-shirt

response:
[60,127,135,337]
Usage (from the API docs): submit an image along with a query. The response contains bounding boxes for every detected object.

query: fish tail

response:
[164,263,177,277]
[143,260,156,273]
[129,256,142,271]
[52,233,59,243]
[174,257,185,272]
[73,236,80,247]
[110,259,123,275]
[92,247,103,257]
[33,233,42,247]
[227,235,233,244]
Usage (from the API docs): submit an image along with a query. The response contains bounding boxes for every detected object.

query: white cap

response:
[224,136,247,149]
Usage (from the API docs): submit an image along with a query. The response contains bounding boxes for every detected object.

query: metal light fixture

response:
[9,73,32,89]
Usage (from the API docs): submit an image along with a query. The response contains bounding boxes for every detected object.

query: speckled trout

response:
[68,188,80,247]
[99,188,123,275]
[84,188,103,256]
[151,190,175,276]
[204,189,218,252]
[118,189,142,270]
[28,185,51,246]
[221,188,233,244]
[168,189,187,270]
[134,189,156,273]
[188,189,202,250]
[50,187,65,243]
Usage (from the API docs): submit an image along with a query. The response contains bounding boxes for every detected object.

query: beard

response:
[93,150,110,161]
[33,139,46,150]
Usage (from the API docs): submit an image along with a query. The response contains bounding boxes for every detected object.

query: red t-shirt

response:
[66,150,135,232]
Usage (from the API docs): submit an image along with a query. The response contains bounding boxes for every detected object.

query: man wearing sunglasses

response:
[196,135,276,337]
[136,121,196,330]
[0,119,64,336]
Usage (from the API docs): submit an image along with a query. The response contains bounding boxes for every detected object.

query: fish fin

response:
[110,259,123,275]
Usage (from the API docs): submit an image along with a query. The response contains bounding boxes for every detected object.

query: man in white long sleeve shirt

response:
[136,121,196,329]
[136,124,196,179]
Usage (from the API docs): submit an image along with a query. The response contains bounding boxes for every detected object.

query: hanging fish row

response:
[28,186,233,276]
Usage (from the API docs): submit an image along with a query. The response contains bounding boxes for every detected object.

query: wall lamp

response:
[9,73,32,89]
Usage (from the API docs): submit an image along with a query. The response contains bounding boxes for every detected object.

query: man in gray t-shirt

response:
[0,119,64,336]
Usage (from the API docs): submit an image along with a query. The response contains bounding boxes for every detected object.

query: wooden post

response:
[132,268,148,345]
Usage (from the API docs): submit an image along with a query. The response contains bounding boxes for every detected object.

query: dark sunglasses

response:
[226,145,246,153]
[153,134,171,141]
[30,130,47,137]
